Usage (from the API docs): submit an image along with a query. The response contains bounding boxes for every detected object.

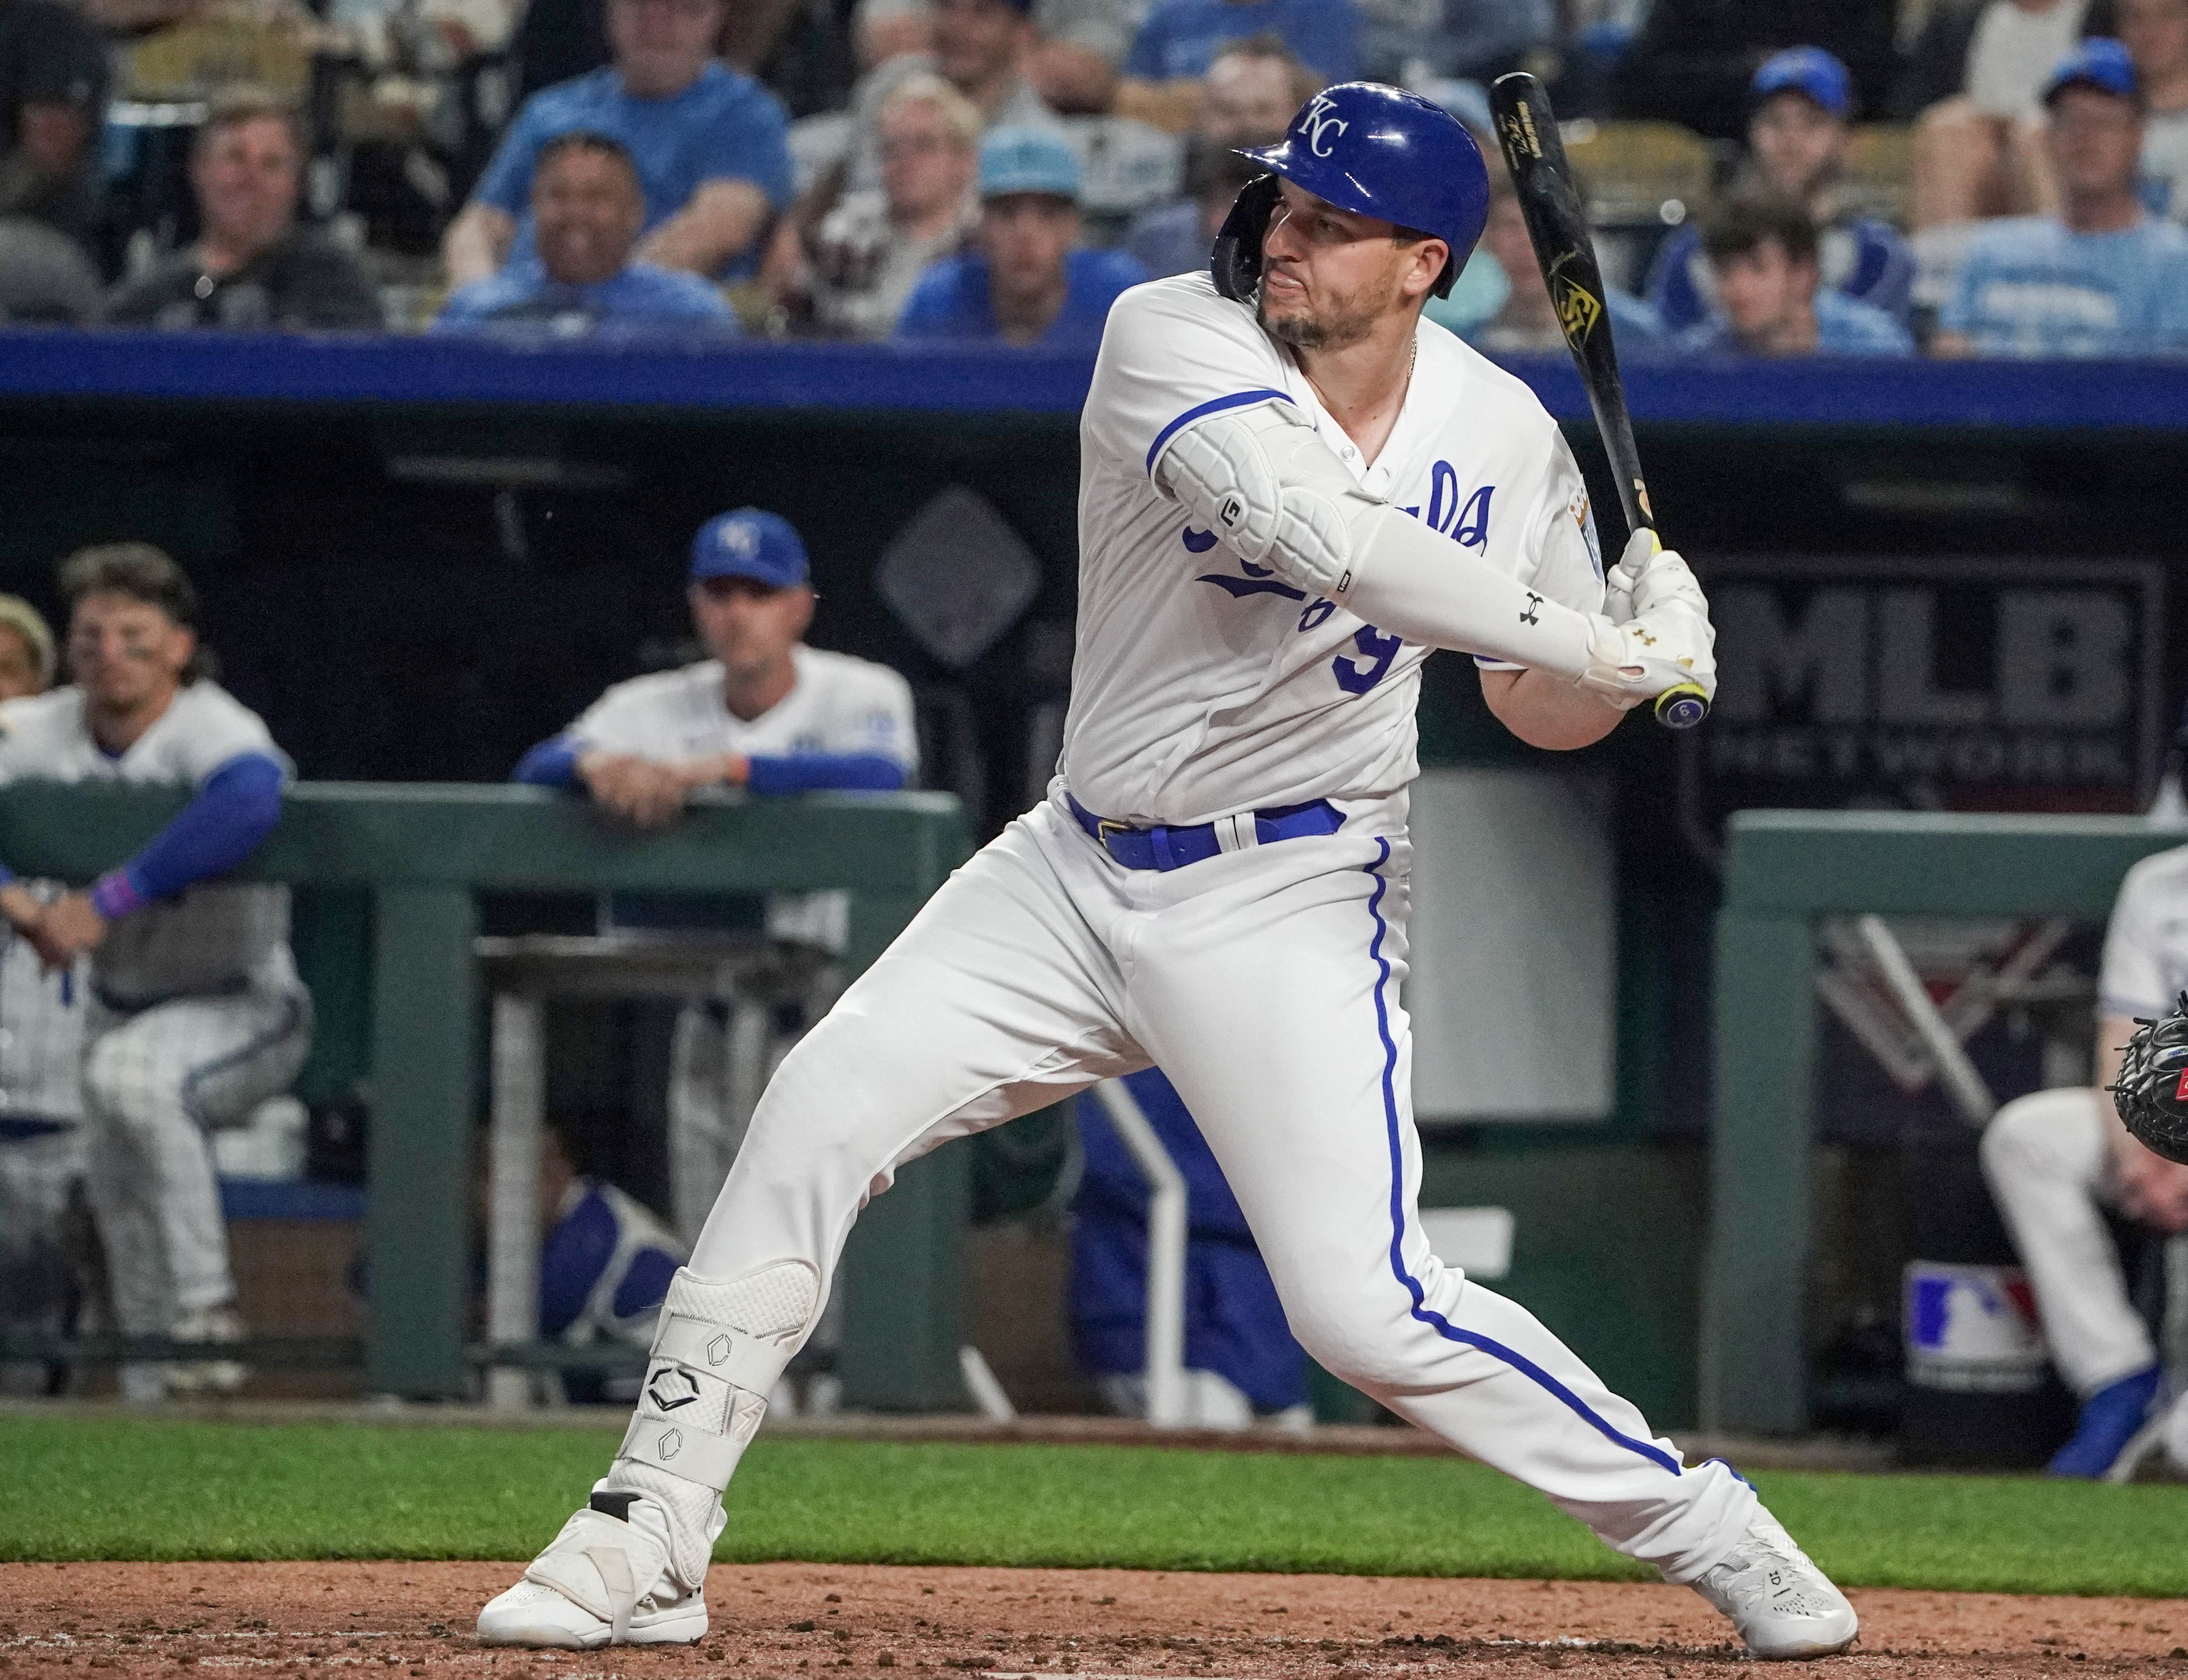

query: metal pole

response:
[1855,915,1997,1125]
[486,991,546,1409]
[1092,1078,1188,1429]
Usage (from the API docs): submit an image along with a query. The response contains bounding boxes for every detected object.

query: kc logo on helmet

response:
[1300,92,1348,158]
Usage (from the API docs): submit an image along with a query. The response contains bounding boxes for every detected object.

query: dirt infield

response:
[8,1563,2188,1679]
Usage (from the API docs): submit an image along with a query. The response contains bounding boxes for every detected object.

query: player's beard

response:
[1256,277,1384,352]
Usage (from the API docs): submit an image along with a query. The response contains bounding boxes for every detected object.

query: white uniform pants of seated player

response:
[81,974,313,1399]
[688,792,1759,1581]
[1980,1087,2161,1398]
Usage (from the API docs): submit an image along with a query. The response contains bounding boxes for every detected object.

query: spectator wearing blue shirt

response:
[897,125,1151,348]
[1117,0,1359,133]
[1939,39,2188,356]
[1674,193,1914,356]
[1646,48,1915,335]
[434,132,739,337]
[441,0,792,290]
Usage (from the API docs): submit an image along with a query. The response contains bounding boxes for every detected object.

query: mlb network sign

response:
[1700,557,2164,813]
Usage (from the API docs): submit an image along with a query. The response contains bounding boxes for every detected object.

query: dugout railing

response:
[0,781,972,1405]
[1703,807,2181,1435]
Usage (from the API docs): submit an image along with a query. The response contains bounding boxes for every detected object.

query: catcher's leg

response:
[480,805,1142,1649]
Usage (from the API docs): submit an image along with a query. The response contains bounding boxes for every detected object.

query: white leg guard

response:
[486,1260,820,1649]
[594,1259,820,1589]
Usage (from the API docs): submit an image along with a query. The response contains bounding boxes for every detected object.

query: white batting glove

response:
[1578,597,1717,711]
[1604,530,1709,627]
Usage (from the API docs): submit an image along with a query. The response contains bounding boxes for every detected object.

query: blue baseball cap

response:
[1750,47,1852,118]
[978,125,1081,201]
[689,508,808,589]
[2045,37,2140,107]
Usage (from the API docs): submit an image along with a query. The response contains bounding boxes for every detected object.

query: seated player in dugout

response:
[503,1119,688,1407]
[480,84,1855,1665]
[0,594,91,1399]
[0,544,311,1403]
[1982,837,2188,1478]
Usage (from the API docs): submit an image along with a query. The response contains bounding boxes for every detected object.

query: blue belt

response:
[1067,793,1344,871]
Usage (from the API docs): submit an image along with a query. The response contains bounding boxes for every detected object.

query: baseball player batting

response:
[480,84,1857,1661]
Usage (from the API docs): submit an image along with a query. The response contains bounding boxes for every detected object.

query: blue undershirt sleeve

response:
[513,733,586,788]
[90,752,286,918]
[744,752,909,795]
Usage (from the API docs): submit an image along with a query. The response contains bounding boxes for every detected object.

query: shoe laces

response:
[1701,1526,1836,1619]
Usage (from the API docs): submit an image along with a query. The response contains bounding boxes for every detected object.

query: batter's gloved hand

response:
[1604,530,1707,627]
[1578,594,1717,712]
[2110,996,2188,1167]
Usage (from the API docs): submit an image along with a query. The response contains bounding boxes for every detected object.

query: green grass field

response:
[5,1416,2187,1598]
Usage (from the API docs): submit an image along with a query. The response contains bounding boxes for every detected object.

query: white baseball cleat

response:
[477,1496,707,1649]
[1689,1508,1858,1660]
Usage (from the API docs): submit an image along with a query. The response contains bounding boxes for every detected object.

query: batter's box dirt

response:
[4,1562,2185,1680]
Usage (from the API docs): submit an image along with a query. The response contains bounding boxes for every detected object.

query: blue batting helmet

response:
[1232,82,1491,298]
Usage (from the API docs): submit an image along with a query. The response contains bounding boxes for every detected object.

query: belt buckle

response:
[1096,818,1133,849]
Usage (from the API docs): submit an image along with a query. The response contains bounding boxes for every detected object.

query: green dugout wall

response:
[0,782,970,1404]
[1704,809,2182,1435]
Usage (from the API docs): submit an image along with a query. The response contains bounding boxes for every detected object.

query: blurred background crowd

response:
[1,0,2184,355]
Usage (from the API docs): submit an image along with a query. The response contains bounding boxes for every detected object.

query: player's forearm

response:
[93,753,285,917]
[444,203,514,288]
[1337,503,1597,676]
[1478,667,1625,750]
[744,752,909,795]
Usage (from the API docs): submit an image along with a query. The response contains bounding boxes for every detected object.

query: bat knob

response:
[1653,684,1709,731]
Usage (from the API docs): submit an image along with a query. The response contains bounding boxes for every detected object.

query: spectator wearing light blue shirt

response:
[1116,0,1358,133]
[1646,48,1914,335]
[441,0,792,291]
[897,125,1150,349]
[434,133,739,339]
[1939,39,2188,357]
[1675,192,1914,356]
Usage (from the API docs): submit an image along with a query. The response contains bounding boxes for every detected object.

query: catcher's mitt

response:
[2110,993,2188,1165]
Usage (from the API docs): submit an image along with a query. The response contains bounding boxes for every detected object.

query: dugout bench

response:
[1703,808,2183,1436]
[0,781,972,1405]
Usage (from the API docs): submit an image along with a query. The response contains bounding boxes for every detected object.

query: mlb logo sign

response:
[1904,1261,2048,1393]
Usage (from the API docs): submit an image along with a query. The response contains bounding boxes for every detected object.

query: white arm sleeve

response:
[1155,399,1600,681]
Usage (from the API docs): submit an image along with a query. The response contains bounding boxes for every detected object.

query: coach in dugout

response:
[0,544,311,1403]
[513,508,916,1230]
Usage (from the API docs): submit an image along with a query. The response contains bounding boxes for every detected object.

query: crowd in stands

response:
[1,0,2186,356]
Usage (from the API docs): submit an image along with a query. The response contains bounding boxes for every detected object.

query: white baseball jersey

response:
[0,682,293,1005]
[567,646,917,774]
[0,901,85,1121]
[2099,843,2188,1019]
[1063,272,1605,827]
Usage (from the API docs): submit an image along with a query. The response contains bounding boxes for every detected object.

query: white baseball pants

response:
[688,793,1757,1581]
[80,979,312,1367]
[0,1124,85,1392]
[1980,1086,2156,1396]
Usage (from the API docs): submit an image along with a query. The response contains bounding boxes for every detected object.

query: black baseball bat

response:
[1487,70,1708,731]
